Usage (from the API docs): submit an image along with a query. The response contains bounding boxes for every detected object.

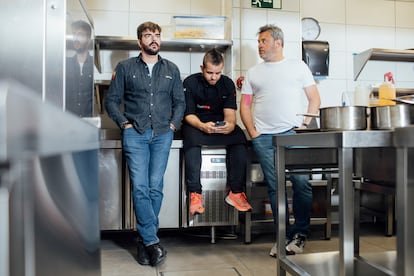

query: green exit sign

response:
[251,0,282,9]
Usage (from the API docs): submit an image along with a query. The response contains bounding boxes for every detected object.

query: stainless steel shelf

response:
[95,35,232,51]
[281,251,396,276]
[353,48,414,80]
[94,35,233,73]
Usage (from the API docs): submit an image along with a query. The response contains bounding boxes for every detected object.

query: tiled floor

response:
[100,223,396,276]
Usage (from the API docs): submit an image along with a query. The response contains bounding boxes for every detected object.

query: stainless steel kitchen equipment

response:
[182,147,238,243]
[371,104,412,130]
[99,129,123,230]
[0,0,95,116]
[243,148,334,244]
[393,126,414,276]
[388,95,414,105]
[0,0,101,274]
[274,130,395,276]
[353,48,414,81]
[125,140,183,230]
[0,80,100,276]
[319,106,368,131]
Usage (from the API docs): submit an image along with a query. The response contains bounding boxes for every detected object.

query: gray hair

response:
[258,24,284,47]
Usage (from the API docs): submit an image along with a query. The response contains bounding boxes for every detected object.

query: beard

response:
[141,42,160,55]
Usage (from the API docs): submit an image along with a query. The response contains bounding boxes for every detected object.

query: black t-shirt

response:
[181,73,246,149]
[183,73,237,123]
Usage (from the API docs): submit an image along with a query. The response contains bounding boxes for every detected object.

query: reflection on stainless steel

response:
[0,80,100,276]
[65,19,95,117]
[273,130,395,275]
[0,0,95,114]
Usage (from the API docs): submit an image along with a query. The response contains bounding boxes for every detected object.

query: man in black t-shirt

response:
[182,49,252,216]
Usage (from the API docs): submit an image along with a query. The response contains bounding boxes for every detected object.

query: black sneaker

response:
[137,241,150,265]
[286,233,307,254]
[146,243,167,266]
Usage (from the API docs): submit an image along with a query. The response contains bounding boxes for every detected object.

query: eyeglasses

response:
[142,33,161,40]
[73,32,89,42]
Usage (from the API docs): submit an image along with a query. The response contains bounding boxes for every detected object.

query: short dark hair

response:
[71,20,92,38]
[202,48,224,67]
[258,24,284,47]
[137,21,162,39]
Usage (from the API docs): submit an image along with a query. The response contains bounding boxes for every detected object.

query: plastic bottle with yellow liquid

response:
[378,72,396,106]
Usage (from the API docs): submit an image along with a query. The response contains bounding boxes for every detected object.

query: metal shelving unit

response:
[242,147,335,244]
[353,48,414,81]
[94,35,232,72]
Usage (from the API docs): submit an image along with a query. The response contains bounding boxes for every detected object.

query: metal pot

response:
[319,106,368,131]
[370,104,411,130]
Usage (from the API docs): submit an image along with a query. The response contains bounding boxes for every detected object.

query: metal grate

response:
[188,150,238,227]
[189,189,238,227]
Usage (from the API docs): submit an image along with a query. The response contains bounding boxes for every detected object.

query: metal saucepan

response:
[298,106,368,131]
[370,104,412,130]
[320,106,368,131]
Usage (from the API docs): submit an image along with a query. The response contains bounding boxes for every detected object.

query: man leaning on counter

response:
[240,24,321,257]
[104,21,185,267]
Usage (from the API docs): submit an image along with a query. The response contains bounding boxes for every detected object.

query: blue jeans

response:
[122,128,173,246]
[251,132,312,238]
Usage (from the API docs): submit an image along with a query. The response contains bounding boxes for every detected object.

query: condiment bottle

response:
[354,84,371,106]
[378,72,396,106]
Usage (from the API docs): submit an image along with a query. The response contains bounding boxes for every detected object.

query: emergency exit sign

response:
[251,0,282,9]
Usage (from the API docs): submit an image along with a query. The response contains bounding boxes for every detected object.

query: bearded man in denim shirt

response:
[105,21,185,267]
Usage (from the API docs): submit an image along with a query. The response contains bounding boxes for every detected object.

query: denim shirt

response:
[105,54,185,135]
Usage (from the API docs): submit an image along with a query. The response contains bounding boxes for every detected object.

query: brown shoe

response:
[225,191,252,212]
[189,192,205,216]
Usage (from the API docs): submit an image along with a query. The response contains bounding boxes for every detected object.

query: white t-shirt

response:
[242,58,315,134]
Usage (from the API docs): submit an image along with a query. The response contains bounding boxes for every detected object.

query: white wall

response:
[300,0,414,107]
[87,0,414,109]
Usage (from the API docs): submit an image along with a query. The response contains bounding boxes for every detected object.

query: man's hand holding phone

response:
[214,120,226,127]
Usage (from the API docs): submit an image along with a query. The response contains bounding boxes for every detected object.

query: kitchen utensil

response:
[296,113,319,117]
[319,106,368,131]
[370,104,412,130]
[387,95,414,105]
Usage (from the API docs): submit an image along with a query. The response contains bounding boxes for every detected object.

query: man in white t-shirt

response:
[240,24,321,257]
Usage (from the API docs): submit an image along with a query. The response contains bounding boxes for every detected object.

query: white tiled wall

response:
[87,0,414,110]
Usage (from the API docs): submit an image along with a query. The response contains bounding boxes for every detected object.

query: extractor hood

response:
[353,48,414,80]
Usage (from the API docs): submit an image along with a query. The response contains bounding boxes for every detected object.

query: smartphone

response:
[215,120,226,126]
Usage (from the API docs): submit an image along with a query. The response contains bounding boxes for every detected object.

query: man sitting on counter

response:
[182,48,252,216]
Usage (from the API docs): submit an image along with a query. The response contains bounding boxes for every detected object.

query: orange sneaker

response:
[189,192,205,216]
[225,191,252,212]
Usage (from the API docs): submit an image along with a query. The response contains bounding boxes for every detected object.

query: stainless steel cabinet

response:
[99,140,123,230]
[125,140,183,229]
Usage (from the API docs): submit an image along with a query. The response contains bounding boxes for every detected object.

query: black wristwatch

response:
[302,123,309,127]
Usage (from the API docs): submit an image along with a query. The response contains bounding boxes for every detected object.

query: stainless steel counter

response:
[98,128,183,230]
[0,80,100,276]
[273,130,394,276]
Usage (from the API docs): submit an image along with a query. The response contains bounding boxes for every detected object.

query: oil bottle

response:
[378,72,396,106]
